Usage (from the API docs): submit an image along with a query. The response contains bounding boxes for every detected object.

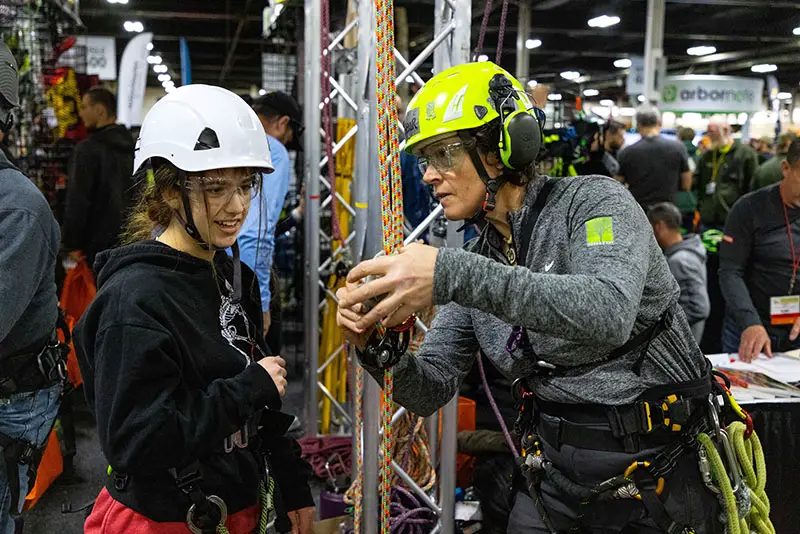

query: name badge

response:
[770,295,800,325]
[706,182,717,195]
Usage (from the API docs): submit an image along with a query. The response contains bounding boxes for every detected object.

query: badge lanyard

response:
[781,193,800,294]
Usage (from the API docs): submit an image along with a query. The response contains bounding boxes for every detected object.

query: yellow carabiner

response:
[623,461,665,500]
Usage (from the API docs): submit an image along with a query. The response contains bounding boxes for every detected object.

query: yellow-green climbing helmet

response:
[403,61,532,155]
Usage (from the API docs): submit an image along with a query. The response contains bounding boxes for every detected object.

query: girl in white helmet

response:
[74,85,314,534]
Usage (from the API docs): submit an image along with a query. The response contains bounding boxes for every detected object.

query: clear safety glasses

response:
[417,140,473,175]
[186,172,262,204]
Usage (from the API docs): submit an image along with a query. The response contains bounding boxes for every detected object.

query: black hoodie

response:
[74,241,313,522]
[63,124,136,265]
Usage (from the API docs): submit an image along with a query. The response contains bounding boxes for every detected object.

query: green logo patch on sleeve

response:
[585,217,614,246]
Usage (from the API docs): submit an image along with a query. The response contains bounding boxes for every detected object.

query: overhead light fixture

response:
[258,89,267,96]
[527,80,538,88]
[146,43,154,51]
[123,20,144,33]
[583,89,599,97]
[153,64,168,74]
[146,55,162,65]
[548,93,563,101]
[613,58,632,69]
[158,74,171,82]
[560,71,581,81]
[107,0,129,3]
[600,99,615,106]
[794,27,800,36]
[165,86,176,94]
[587,15,620,28]
[777,92,792,100]
[638,95,646,102]
[477,54,489,62]
[525,39,542,50]
[751,63,778,73]
[405,76,414,83]
[162,80,175,89]
[687,46,717,56]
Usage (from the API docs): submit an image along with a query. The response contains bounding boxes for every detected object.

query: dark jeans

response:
[508,414,721,533]
[0,384,62,534]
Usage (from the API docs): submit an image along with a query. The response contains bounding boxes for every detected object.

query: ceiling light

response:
[777,92,792,100]
[794,27,800,36]
[587,15,620,28]
[560,71,581,81]
[158,74,171,82]
[600,99,615,106]
[525,39,542,50]
[165,86,176,93]
[107,0,129,3]
[477,54,489,62]
[153,64,168,74]
[687,46,717,56]
[162,80,175,89]
[583,89,599,97]
[751,64,778,73]
[146,42,154,51]
[548,93,563,101]
[638,95,646,102]
[613,58,632,69]
[405,76,414,83]
[258,89,267,96]
[123,21,144,33]
[146,55,162,65]
[527,80,538,88]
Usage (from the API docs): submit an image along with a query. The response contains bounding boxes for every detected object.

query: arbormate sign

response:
[660,75,764,113]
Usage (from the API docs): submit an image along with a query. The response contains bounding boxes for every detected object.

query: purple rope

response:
[473,0,493,60]
[476,351,520,458]
[495,0,510,65]
[389,486,437,534]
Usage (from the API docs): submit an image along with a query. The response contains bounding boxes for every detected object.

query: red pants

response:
[85,487,262,534]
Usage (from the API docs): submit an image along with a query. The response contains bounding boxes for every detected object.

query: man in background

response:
[694,118,758,229]
[615,104,692,210]
[675,127,699,230]
[63,87,135,269]
[754,136,774,165]
[239,91,303,351]
[648,202,710,342]
[576,120,625,177]
[752,132,798,191]
[719,139,800,362]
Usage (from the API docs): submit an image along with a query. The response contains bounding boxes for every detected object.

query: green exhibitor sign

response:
[660,75,764,113]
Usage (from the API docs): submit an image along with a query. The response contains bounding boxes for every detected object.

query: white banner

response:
[117,32,153,128]
[626,56,644,96]
[660,75,764,113]
[83,36,117,80]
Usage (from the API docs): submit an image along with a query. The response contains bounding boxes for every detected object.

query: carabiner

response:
[718,429,743,494]
[186,495,228,534]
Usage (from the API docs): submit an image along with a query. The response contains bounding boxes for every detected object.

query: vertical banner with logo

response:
[660,75,764,113]
[626,56,645,96]
[180,37,192,86]
[117,32,153,128]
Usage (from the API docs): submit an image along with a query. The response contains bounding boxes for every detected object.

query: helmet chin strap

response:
[457,131,511,232]
[175,169,243,303]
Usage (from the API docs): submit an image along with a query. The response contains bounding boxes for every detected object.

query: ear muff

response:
[489,74,543,170]
[500,109,541,169]
[0,108,14,134]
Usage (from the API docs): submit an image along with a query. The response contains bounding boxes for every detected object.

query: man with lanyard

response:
[694,118,758,229]
[0,43,66,533]
[720,139,800,361]
[337,62,719,533]
[234,92,303,351]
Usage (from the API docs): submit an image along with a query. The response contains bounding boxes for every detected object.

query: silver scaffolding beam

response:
[303,0,471,530]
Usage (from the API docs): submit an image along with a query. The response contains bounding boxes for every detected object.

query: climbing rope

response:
[697,422,774,534]
[472,0,510,64]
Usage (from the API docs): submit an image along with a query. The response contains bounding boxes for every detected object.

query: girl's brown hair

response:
[121,158,180,244]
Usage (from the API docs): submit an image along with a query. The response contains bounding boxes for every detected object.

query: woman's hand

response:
[257,356,287,396]
[339,243,438,329]
[336,283,376,350]
[289,506,314,534]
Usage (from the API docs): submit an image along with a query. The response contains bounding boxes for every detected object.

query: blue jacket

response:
[233,135,291,312]
[0,151,61,358]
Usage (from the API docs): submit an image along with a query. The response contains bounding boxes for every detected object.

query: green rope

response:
[698,432,743,534]
[728,422,775,534]
[215,479,274,534]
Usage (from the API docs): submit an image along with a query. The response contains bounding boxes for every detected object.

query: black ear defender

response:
[0,108,14,135]
[488,74,543,170]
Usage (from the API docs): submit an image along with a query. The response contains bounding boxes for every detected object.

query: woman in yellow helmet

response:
[338,62,720,533]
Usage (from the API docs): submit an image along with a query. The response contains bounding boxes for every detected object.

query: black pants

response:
[508,413,722,533]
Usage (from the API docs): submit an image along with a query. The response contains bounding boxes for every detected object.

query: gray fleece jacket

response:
[664,235,710,341]
[368,175,707,416]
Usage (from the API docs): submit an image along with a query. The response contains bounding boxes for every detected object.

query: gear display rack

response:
[1,0,85,222]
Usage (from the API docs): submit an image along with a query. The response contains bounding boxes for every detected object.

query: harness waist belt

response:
[0,334,67,395]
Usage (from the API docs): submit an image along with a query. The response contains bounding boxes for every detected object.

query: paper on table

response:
[707,353,800,384]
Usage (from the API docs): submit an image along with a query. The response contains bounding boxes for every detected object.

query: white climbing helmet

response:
[133,84,274,174]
